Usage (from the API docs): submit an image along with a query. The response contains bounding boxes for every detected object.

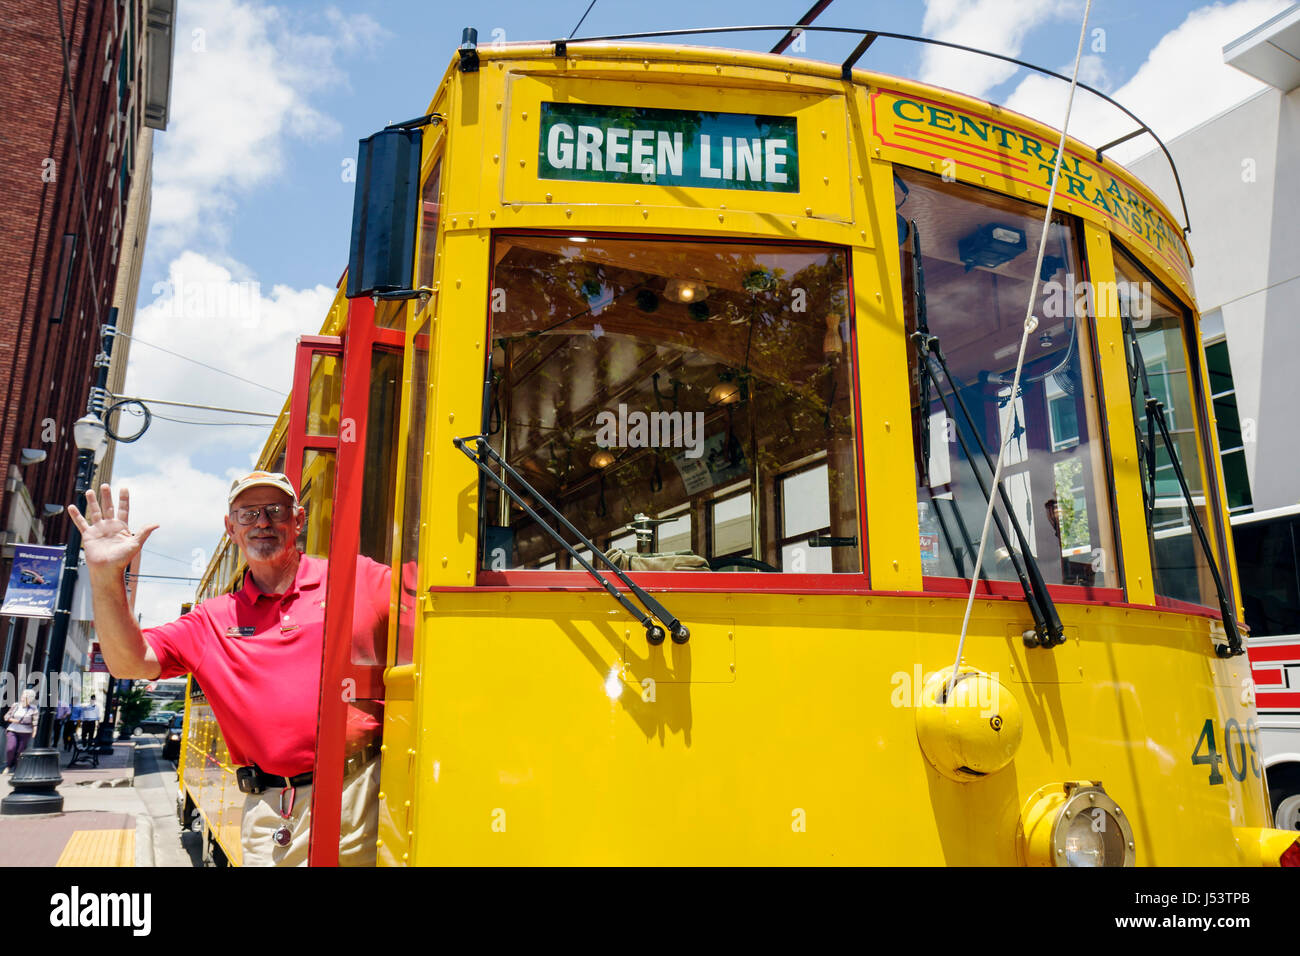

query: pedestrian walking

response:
[4,689,39,773]
[80,694,101,743]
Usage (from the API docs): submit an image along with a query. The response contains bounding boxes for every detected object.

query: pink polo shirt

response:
[143,553,390,777]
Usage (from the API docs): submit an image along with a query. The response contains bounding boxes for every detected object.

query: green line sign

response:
[538,102,799,192]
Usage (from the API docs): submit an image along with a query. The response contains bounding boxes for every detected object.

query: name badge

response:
[226,626,256,637]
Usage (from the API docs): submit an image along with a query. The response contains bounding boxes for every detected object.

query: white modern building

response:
[1128,3,1300,515]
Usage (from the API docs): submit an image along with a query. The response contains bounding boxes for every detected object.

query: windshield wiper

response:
[910,220,1066,649]
[1122,316,1244,658]
[912,227,983,582]
[453,434,690,646]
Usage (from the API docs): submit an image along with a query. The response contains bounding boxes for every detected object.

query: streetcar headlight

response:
[1062,812,1105,866]
[1019,782,1135,867]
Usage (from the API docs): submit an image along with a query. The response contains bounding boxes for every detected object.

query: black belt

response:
[237,742,381,794]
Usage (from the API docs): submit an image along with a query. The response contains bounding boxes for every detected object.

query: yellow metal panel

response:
[409,588,1270,864]
[423,232,491,588]
[500,74,852,224]
[1084,223,1153,605]
[56,829,134,867]
[857,163,922,591]
[376,696,415,866]
[623,617,735,684]
[1005,624,1081,683]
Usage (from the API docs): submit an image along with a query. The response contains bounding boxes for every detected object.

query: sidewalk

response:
[0,738,184,867]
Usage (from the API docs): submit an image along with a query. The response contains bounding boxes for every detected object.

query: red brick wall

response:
[0,1,139,535]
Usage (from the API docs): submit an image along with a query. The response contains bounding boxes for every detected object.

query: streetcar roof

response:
[451,25,1192,242]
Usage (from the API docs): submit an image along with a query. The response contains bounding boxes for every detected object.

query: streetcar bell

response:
[915,666,1023,782]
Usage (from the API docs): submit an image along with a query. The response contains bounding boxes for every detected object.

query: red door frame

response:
[308,298,404,866]
[285,334,343,496]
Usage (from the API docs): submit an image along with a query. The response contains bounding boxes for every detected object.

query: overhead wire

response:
[149,413,272,427]
[945,0,1094,701]
[108,330,289,396]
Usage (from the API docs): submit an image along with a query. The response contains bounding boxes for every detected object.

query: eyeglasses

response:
[230,504,295,526]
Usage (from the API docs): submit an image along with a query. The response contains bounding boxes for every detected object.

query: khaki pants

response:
[240,757,380,867]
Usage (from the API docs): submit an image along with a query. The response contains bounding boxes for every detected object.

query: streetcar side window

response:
[895,169,1118,591]
[394,319,430,666]
[1116,247,1227,609]
[416,157,442,290]
[482,234,861,574]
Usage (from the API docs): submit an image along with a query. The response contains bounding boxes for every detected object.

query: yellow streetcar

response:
[177,23,1300,866]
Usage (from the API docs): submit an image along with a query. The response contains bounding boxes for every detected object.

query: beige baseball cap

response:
[227,471,298,507]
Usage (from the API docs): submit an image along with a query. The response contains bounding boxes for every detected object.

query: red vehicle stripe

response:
[1257,691,1300,710]
[1248,644,1300,663]
[1251,667,1283,686]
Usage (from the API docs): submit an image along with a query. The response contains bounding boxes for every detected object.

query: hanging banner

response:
[1,544,65,618]
[89,642,109,674]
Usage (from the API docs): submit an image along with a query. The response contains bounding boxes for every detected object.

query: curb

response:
[134,811,155,867]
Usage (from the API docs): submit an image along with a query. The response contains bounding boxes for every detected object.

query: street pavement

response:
[0,733,200,867]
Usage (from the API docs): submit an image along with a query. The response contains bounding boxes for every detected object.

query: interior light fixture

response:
[589,449,616,470]
[664,278,708,304]
[708,381,742,406]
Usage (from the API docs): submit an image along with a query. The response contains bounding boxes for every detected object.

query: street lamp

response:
[2,414,107,814]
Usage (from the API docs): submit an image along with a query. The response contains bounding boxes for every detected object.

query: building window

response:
[1204,336,1252,514]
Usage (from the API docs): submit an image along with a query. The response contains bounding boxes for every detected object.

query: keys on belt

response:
[236,765,312,795]
[236,743,380,795]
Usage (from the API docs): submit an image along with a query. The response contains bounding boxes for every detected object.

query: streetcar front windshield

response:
[896,169,1118,590]
[482,234,861,574]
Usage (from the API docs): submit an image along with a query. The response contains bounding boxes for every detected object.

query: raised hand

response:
[68,484,159,573]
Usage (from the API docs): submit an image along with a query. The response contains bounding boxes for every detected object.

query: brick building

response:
[0,1,174,688]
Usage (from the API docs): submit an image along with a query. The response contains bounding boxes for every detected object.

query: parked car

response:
[137,710,173,735]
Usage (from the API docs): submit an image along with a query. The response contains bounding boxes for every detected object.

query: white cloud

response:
[115,251,336,625]
[920,0,1078,98]
[104,1,384,630]
[115,456,232,628]
[1001,0,1291,162]
[151,0,387,251]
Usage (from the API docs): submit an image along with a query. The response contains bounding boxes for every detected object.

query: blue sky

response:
[115,0,1292,625]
